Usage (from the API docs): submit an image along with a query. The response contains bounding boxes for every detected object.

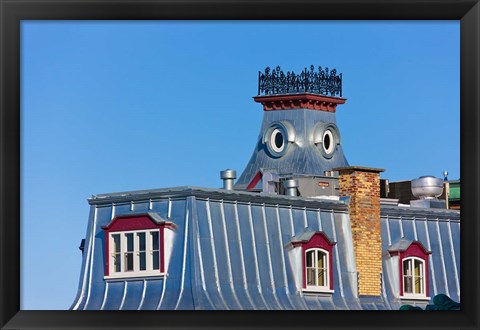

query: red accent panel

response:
[398,253,403,296]
[298,232,336,290]
[246,171,262,190]
[105,215,161,232]
[302,248,306,289]
[104,231,109,276]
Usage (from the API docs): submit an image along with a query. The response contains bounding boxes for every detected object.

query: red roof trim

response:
[246,171,263,190]
[101,213,173,231]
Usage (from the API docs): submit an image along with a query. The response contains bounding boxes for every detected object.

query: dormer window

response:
[109,230,160,275]
[290,231,336,293]
[102,213,175,279]
[305,248,329,290]
[388,239,431,300]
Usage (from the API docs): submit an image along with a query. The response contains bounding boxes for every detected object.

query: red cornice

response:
[253,93,346,112]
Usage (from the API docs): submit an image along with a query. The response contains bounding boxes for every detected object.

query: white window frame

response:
[105,229,164,279]
[400,256,428,299]
[304,248,332,293]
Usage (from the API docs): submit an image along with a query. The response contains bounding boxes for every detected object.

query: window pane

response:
[139,252,146,271]
[318,251,326,286]
[414,260,422,276]
[318,269,325,286]
[414,260,423,294]
[151,231,160,270]
[126,233,134,252]
[306,251,314,268]
[152,251,160,270]
[403,259,410,276]
[404,276,413,293]
[125,252,134,271]
[414,276,422,294]
[317,252,324,268]
[306,267,316,285]
[113,253,121,272]
[138,232,146,251]
[151,231,159,250]
[113,234,121,253]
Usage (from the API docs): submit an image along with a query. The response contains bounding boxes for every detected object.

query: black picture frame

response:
[1,1,478,329]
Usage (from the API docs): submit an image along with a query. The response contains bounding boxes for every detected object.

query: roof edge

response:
[87,186,349,211]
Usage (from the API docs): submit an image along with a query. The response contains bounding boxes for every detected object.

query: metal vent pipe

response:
[220,169,237,190]
[283,179,299,196]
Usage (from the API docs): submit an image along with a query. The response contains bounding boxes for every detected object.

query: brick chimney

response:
[334,166,385,296]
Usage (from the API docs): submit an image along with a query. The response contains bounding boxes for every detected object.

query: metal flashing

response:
[381,205,460,221]
[387,238,431,254]
[89,186,349,211]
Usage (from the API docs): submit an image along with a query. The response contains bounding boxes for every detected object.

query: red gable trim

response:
[101,213,174,232]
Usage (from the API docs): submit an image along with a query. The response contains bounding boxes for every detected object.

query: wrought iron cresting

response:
[258,65,342,97]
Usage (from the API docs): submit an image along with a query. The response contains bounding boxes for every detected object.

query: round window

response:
[322,130,334,155]
[263,121,295,158]
[313,123,340,159]
[270,128,285,153]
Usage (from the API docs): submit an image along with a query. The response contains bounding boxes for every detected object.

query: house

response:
[71,66,460,310]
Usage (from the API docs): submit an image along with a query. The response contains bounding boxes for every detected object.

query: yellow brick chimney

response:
[334,166,385,296]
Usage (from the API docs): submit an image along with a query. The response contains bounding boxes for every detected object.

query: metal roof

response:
[72,187,460,310]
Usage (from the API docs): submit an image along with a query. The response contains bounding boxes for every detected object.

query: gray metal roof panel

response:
[73,189,460,310]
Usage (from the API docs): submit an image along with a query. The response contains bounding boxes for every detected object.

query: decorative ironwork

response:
[258,65,342,97]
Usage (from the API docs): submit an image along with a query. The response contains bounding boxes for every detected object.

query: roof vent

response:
[411,176,443,199]
[283,179,299,196]
[220,169,237,190]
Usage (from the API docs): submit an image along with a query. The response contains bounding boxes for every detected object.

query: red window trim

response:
[292,232,336,290]
[102,213,174,276]
[390,242,431,297]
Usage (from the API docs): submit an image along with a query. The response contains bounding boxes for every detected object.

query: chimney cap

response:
[333,166,385,173]
[283,179,299,189]
[220,169,237,179]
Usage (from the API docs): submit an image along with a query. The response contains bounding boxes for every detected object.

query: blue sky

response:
[20,21,459,309]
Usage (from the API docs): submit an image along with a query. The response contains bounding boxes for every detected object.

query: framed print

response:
[1,0,479,329]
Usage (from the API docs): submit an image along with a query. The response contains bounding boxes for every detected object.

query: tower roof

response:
[235,65,349,187]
